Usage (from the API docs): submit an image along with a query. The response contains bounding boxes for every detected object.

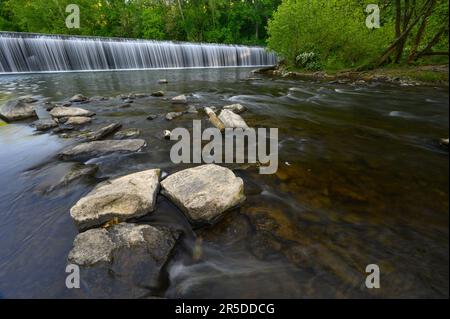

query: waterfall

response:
[0,32,277,73]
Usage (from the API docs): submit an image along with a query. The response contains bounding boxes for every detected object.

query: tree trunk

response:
[407,0,436,63]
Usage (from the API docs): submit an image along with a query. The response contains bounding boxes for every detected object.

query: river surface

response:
[0,68,448,298]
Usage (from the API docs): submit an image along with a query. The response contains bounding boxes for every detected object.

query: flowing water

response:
[0,33,276,73]
[0,68,448,298]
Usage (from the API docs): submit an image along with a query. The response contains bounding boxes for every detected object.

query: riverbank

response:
[254,64,449,87]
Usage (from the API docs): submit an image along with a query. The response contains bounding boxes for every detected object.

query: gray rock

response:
[151,91,165,97]
[69,94,88,102]
[161,164,245,223]
[114,128,141,139]
[186,105,198,114]
[68,222,179,267]
[134,93,149,98]
[171,95,187,104]
[50,106,94,118]
[65,116,92,126]
[59,139,146,161]
[0,99,38,122]
[33,118,58,131]
[70,169,160,230]
[163,130,171,139]
[146,114,158,120]
[158,79,168,84]
[20,96,38,104]
[223,103,247,114]
[84,123,122,141]
[165,112,183,121]
[62,163,98,185]
[218,109,249,128]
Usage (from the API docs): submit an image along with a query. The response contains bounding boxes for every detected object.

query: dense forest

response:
[0,0,448,70]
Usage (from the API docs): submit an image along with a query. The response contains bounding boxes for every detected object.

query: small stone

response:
[223,103,247,114]
[151,91,165,97]
[218,109,249,128]
[146,114,158,121]
[69,94,88,103]
[441,138,449,147]
[50,106,94,118]
[186,105,198,114]
[114,128,141,139]
[165,112,183,121]
[171,95,187,104]
[32,118,58,131]
[163,130,171,139]
[158,79,168,84]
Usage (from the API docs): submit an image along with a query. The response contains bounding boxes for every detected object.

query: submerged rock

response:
[0,98,38,122]
[32,118,58,131]
[186,105,198,114]
[69,94,88,103]
[223,103,247,114]
[171,94,187,104]
[50,106,94,118]
[68,223,179,274]
[59,139,146,161]
[65,116,92,126]
[62,163,98,185]
[218,109,249,128]
[114,128,141,139]
[84,123,122,141]
[161,164,245,224]
[151,91,165,97]
[70,169,160,230]
[166,112,183,121]
[146,114,158,121]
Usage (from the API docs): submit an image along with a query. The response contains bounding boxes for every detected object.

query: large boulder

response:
[59,139,146,161]
[68,222,179,266]
[70,169,160,230]
[0,99,38,122]
[50,106,94,118]
[161,164,245,223]
[218,109,249,128]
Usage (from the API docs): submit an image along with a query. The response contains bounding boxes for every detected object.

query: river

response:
[0,68,448,298]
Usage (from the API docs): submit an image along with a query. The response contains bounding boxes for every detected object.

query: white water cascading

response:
[0,32,277,73]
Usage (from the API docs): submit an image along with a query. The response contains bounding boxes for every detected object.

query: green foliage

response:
[295,52,322,71]
[0,0,280,45]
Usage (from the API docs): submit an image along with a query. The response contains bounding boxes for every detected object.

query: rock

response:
[65,116,92,126]
[32,118,58,131]
[59,139,146,161]
[440,138,449,147]
[50,106,94,118]
[163,130,171,139]
[204,107,225,131]
[114,128,141,139]
[84,123,122,141]
[151,91,165,97]
[218,109,249,129]
[70,169,160,230]
[0,99,38,122]
[20,96,38,104]
[223,103,247,114]
[146,114,158,120]
[171,94,187,104]
[53,124,75,133]
[186,105,198,114]
[62,101,72,107]
[124,99,134,104]
[118,103,132,108]
[165,112,183,121]
[134,93,148,98]
[69,94,88,103]
[158,79,168,84]
[62,163,98,185]
[161,164,245,223]
[68,222,179,267]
